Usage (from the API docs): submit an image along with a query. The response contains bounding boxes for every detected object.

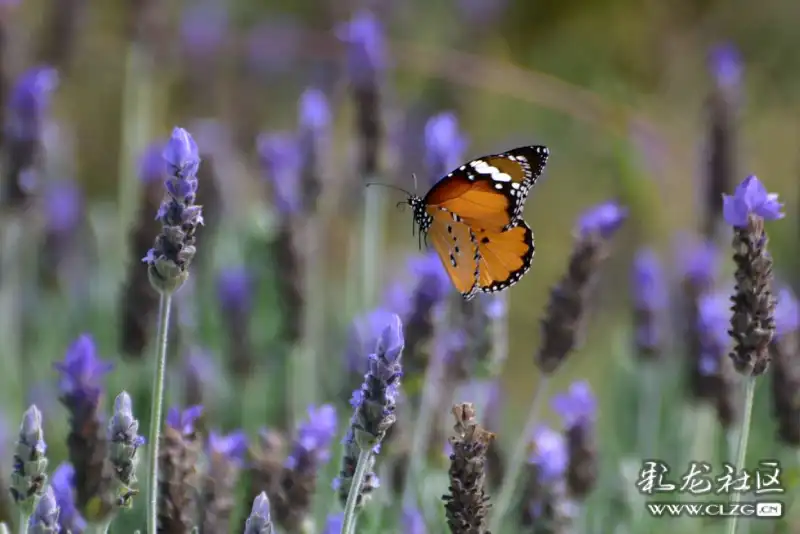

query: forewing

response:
[476,221,535,293]
[426,207,480,299]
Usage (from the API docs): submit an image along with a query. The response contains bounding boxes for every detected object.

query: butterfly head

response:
[405,194,432,232]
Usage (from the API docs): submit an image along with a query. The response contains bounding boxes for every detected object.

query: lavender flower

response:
[271,405,337,530]
[321,513,343,534]
[244,492,273,534]
[552,382,598,499]
[42,179,82,235]
[10,405,48,514]
[336,10,384,178]
[522,425,573,530]
[27,485,58,534]
[120,142,167,358]
[697,291,739,427]
[336,314,403,510]
[724,176,783,375]
[537,201,628,373]
[158,406,202,532]
[216,266,254,376]
[107,391,144,508]
[442,403,495,533]
[424,112,468,183]
[403,507,426,534]
[678,235,718,291]
[54,335,115,520]
[244,429,286,533]
[704,43,741,240]
[143,127,203,295]
[770,286,800,445]
[201,430,248,534]
[2,66,58,206]
[631,248,667,360]
[297,88,330,213]
[257,132,302,216]
[50,463,85,533]
[179,0,228,60]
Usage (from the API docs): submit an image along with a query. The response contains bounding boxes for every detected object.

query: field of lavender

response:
[0,0,797,533]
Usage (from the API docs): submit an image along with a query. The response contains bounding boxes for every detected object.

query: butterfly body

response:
[407,145,548,300]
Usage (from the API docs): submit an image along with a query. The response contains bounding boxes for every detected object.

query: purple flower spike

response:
[51,462,86,533]
[286,404,337,469]
[347,308,402,372]
[322,513,344,534]
[6,66,59,141]
[710,43,742,90]
[677,233,718,289]
[54,334,113,404]
[576,201,628,239]
[408,252,450,304]
[208,430,248,466]
[528,425,567,483]
[424,112,468,179]
[551,381,596,429]
[166,405,203,437]
[28,485,59,532]
[257,132,302,215]
[298,89,331,136]
[697,291,731,375]
[632,249,667,311]
[775,287,799,339]
[336,10,385,85]
[180,1,229,59]
[216,266,252,314]
[722,175,784,228]
[402,507,426,534]
[377,314,404,363]
[43,179,82,235]
[163,127,200,180]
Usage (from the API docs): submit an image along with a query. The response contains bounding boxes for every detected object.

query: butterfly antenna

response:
[365,182,413,197]
[411,172,419,193]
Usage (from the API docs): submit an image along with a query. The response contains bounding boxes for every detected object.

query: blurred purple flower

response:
[697,291,731,375]
[51,462,86,533]
[551,381,596,429]
[722,175,784,228]
[163,126,200,183]
[138,141,166,184]
[336,10,385,85]
[576,201,628,238]
[322,513,344,534]
[285,404,337,470]
[54,334,113,404]
[6,66,58,141]
[180,1,228,59]
[710,43,742,90]
[43,179,82,234]
[298,88,331,137]
[257,132,302,215]
[676,233,718,288]
[632,249,667,311]
[528,425,567,482]
[381,281,413,318]
[216,266,253,314]
[166,405,203,437]
[481,294,507,321]
[208,430,248,467]
[244,492,273,534]
[408,252,450,305]
[775,287,799,339]
[424,112,468,180]
[402,506,426,534]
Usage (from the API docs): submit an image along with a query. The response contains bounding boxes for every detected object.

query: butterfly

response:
[373,145,549,300]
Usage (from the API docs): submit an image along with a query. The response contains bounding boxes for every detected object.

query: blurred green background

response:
[0,0,798,532]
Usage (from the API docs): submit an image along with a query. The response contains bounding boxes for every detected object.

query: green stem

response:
[726,376,756,534]
[146,294,173,534]
[488,374,551,533]
[340,449,373,534]
[17,511,28,534]
[360,183,384,311]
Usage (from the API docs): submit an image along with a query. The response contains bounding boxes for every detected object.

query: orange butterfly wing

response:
[425,206,480,299]
[476,221,535,293]
[423,145,548,231]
